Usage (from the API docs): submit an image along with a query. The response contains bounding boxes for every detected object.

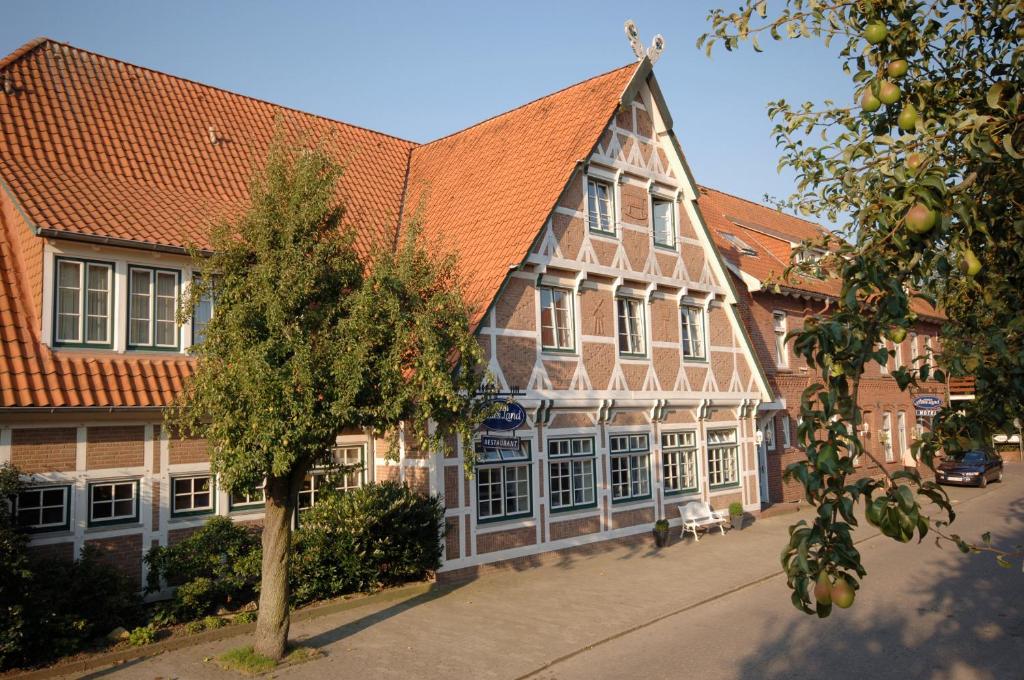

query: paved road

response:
[75,469,1023,680]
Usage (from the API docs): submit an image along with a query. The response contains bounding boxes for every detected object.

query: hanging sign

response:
[477,435,520,450]
[483,400,527,431]
[913,395,942,417]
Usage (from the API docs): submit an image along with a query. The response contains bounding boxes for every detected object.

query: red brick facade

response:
[86,426,144,469]
[11,427,76,473]
[85,533,143,586]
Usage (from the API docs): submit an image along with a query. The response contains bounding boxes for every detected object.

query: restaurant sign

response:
[483,399,527,431]
[913,395,942,417]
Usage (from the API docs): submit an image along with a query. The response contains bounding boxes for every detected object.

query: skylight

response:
[721,232,758,256]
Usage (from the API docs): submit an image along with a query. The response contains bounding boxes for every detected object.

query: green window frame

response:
[707,429,740,489]
[616,297,646,356]
[587,177,616,235]
[229,483,266,512]
[662,431,699,495]
[652,196,676,249]
[548,437,596,512]
[14,485,71,533]
[681,305,706,360]
[539,286,575,353]
[53,257,114,349]
[170,475,215,517]
[88,480,140,526]
[476,440,532,523]
[128,266,180,350]
[610,433,651,503]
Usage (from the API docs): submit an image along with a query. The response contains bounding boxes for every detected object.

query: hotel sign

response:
[913,395,942,417]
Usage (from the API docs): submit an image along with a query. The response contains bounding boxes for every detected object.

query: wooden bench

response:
[678,501,727,541]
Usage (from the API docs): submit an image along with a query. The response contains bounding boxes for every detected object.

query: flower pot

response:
[730,514,744,531]
[653,526,669,547]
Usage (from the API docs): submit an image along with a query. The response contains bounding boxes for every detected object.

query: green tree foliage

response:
[701,1,1024,615]
[0,463,29,668]
[169,135,487,657]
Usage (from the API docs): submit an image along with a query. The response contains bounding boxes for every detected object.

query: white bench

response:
[678,501,727,541]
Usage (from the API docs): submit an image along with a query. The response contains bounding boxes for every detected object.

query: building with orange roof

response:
[698,186,946,504]
[4,36,881,583]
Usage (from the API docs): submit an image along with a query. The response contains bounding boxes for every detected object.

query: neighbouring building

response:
[699,187,946,504]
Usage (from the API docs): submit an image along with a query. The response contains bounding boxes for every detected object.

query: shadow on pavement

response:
[735,484,1024,680]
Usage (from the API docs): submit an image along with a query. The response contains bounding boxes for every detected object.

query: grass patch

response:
[216,645,321,675]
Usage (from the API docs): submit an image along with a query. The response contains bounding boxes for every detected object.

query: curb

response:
[8,581,439,679]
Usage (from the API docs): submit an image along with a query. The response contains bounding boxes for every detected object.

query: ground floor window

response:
[548,437,596,511]
[298,445,367,512]
[610,433,651,502]
[171,475,214,516]
[331,444,365,492]
[88,480,139,525]
[662,431,698,495]
[229,483,265,511]
[707,429,739,489]
[14,485,70,532]
[477,440,532,521]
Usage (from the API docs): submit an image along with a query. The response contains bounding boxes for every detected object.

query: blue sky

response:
[2,1,850,211]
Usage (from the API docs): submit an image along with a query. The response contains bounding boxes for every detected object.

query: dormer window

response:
[54,257,113,348]
[720,232,757,256]
[587,178,615,235]
[128,266,180,350]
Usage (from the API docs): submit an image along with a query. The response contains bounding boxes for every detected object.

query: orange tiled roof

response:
[698,186,941,319]
[0,38,641,408]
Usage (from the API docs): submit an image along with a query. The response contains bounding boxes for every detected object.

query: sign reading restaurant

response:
[482,400,527,432]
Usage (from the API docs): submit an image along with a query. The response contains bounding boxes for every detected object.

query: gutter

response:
[35,228,211,257]
[0,406,165,414]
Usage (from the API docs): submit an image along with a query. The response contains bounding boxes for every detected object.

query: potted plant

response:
[728,502,744,530]
[652,519,670,547]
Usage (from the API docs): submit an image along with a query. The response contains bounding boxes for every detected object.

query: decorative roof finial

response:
[624,20,665,65]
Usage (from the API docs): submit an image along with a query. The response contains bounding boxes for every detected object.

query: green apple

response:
[887,327,907,344]
[962,248,982,276]
[864,22,888,44]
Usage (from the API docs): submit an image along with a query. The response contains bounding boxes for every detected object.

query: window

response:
[879,342,889,375]
[229,483,266,511]
[924,335,933,367]
[882,412,894,462]
[548,437,596,511]
[681,305,706,360]
[764,418,776,450]
[773,311,789,368]
[476,440,532,522]
[616,298,646,355]
[14,485,70,532]
[893,340,903,370]
[54,258,113,347]
[707,429,740,488]
[897,412,908,462]
[540,287,574,352]
[191,274,217,345]
[610,434,651,502]
[587,178,615,234]
[662,431,698,495]
[652,197,676,248]
[781,415,791,448]
[129,266,180,349]
[171,475,214,516]
[89,480,139,525]
[910,332,919,365]
[297,446,365,511]
[297,472,333,511]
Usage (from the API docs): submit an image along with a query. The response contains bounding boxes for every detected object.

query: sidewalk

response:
[60,477,1007,679]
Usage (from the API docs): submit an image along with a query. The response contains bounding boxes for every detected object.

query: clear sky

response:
[1,1,851,212]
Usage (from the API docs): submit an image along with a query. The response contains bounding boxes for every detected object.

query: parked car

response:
[936,450,1004,487]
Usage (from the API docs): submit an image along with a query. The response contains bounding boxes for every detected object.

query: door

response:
[757,420,771,505]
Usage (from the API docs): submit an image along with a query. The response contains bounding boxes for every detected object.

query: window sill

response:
[588,228,619,240]
[652,242,677,252]
[548,503,599,516]
[664,488,700,498]
[541,348,578,358]
[619,353,648,360]
[476,514,535,530]
[86,520,142,533]
[23,527,73,538]
[170,509,215,520]
[681,357,708,364]
[709,484,741,493]
[611,495,653,507]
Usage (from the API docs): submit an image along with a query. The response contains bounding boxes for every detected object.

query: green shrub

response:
[184,620,206,635]
[289,481,444,606]
[234,610,257,625]
[728,502,743,517]
[0,464,30,670]
[202,615,226,630]
[144,516,261,621]
[128,624,157,646]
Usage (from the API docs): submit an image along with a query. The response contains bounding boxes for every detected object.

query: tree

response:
[0,464,29,668]
[700,1,1024,615]
[169,137,488,659]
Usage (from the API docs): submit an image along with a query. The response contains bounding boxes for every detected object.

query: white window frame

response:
[910,332,919,365]
[781,414,791,448]
[298,445,366,511]
[609,433,651,502]
[88,480,139,526]
[651,195,676,249]
[191,273,217,346]
[616,297,646,356]
[707,429,740,489]
[882,412,894,462]
[662,431,699,495]
[773,311,789,368]
[14,485,71,532]
[476,440,532,522]
[547,437,596,511]
[128,266,180,350]
[54,257,114,348]
[229,482,266,511]
[681,304,706,360]
[539,286,575,352]
[587,177,615,235]
[893,340,903,370]
[897,411,908,461]
[764,418,776,451]
[171,474,215,516]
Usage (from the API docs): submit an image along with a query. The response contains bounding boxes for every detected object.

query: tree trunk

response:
[253,474,298,660]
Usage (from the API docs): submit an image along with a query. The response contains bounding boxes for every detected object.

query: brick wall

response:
[445,517,460,560]
[476,526,536,554]
[27,541,75,563]
[85,533,143,587]
[169,434,208,465]
[444,467,460,505]
[548,514,601,540]
[610,506,654,529]
[168,526,200,546]
[86,426,144,469]
[11,427,77,473]
[406,467,429,496]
